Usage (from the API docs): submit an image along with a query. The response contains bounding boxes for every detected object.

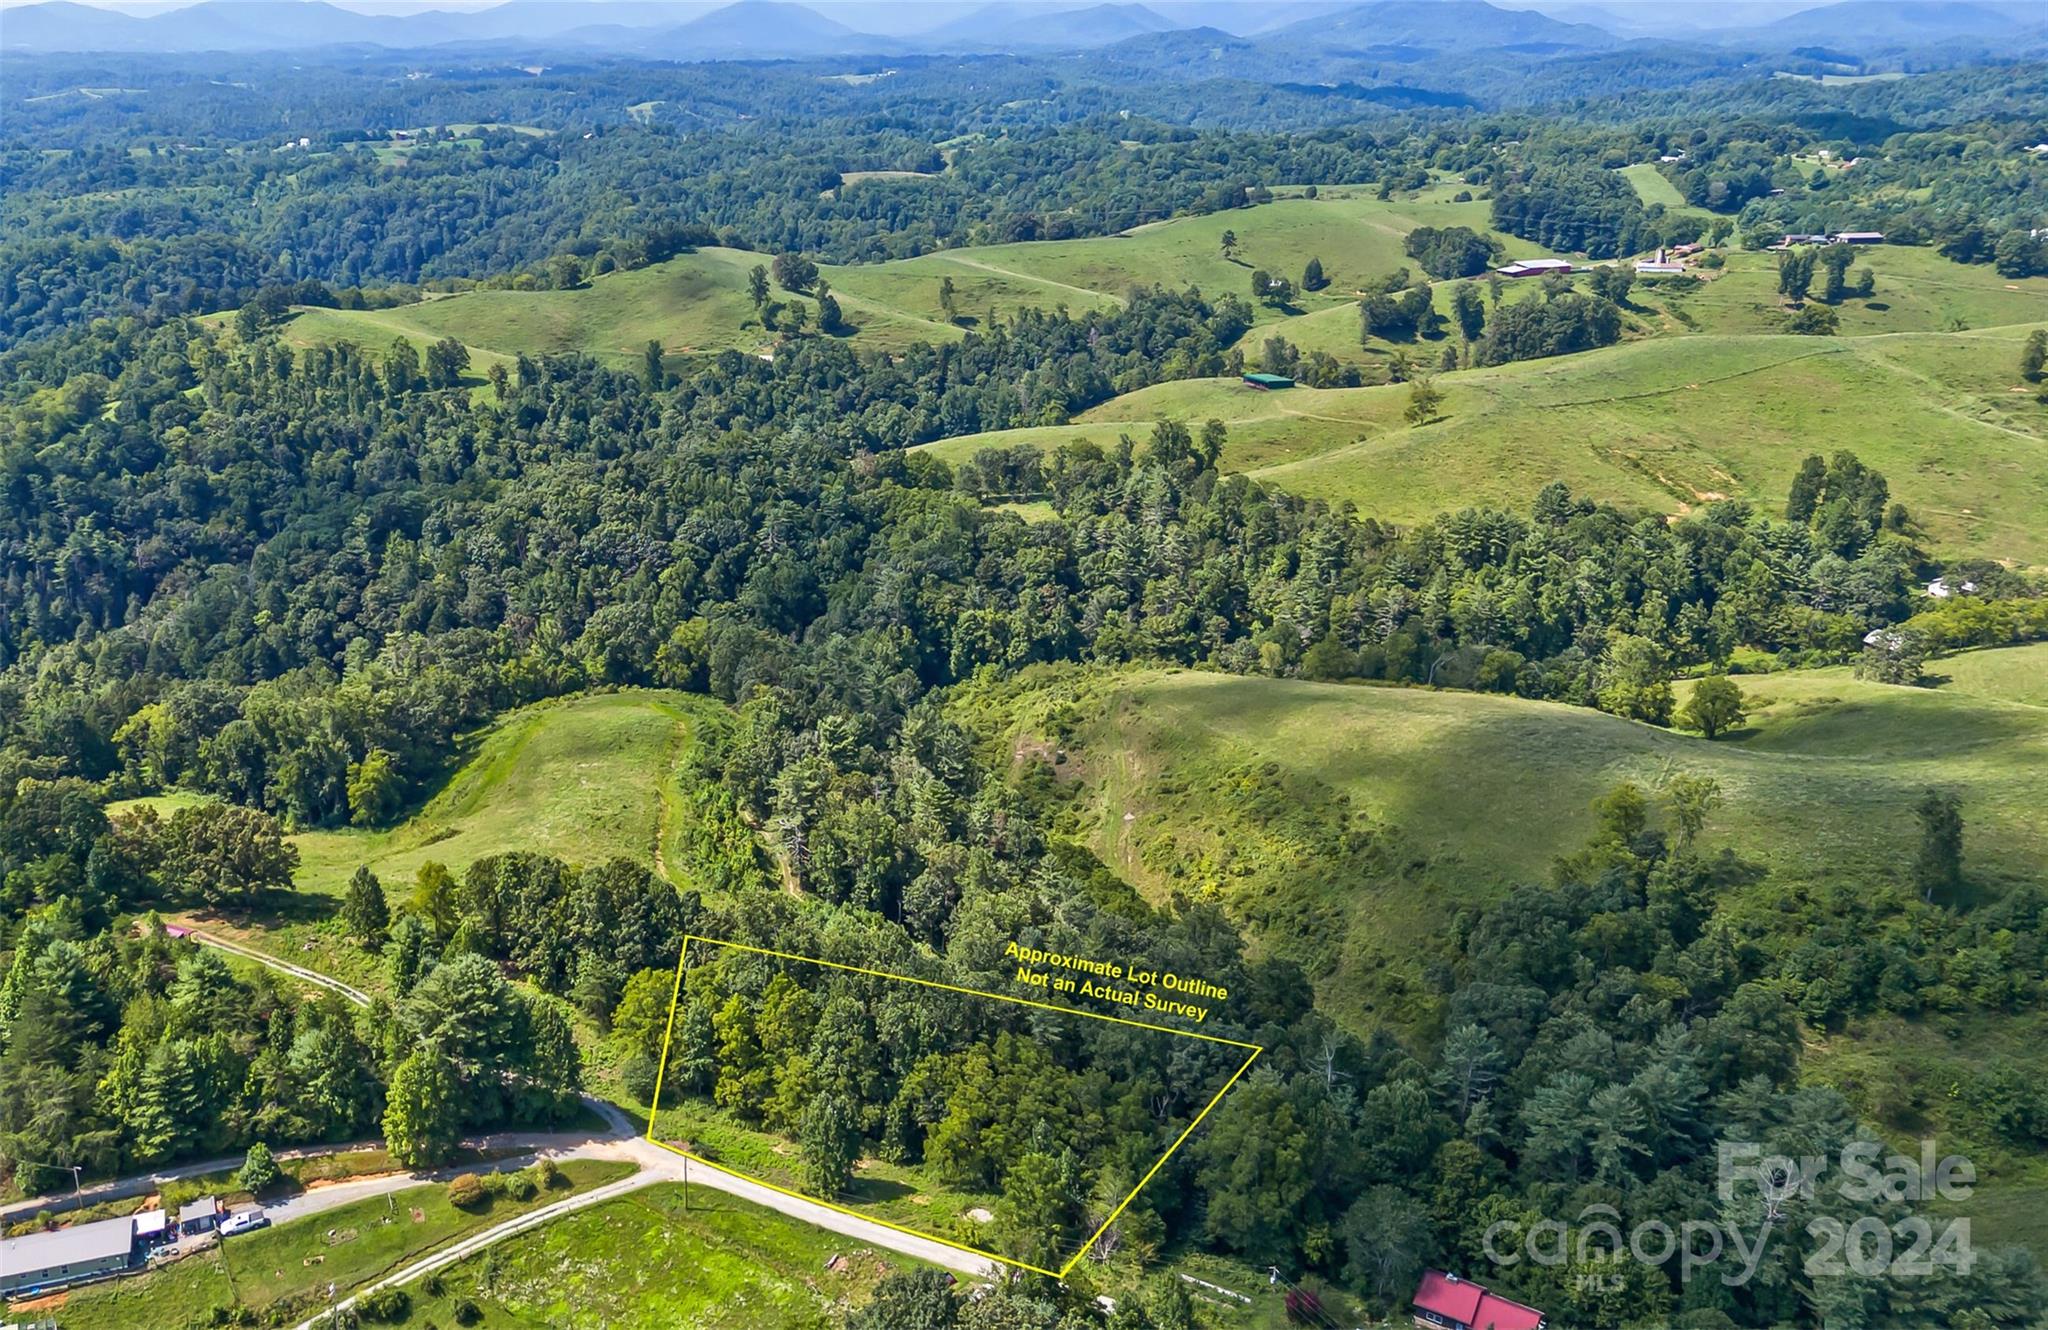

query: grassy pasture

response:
[1931,641,2048,709]
[292,689,712,898]
[921,326,2048,565]
[1617,162,1703,214]
[1670,245,2048,337]
[118,691,714,995]
[274,189,1560,374]
[964,649,2048,1026]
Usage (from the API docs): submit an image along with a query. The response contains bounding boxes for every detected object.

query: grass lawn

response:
[391,1183,918,1329]
[45,1160,633,1330]
[959,648,2048,1029]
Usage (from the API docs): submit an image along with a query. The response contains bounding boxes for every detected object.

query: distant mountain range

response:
[1,0,2043,60]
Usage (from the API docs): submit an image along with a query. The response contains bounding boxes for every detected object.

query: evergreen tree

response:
[342,865,390,948]
[384,1046,461,1167]
[1786,453,1828,522]
[1451,281,1486,342]
[1777,247,1815,301]
[237,1140,279,1192]
[798,1092,861,1199]
[1912,790,1964,906]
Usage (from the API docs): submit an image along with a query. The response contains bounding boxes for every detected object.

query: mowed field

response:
[923,325,2048,564]
[966,644,2048,1022]
[390,1184,912,1329]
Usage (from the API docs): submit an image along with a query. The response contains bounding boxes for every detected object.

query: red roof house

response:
[1413,1270,1545,1330]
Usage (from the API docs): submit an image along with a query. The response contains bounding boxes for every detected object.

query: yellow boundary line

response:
[649,932,1263,1279]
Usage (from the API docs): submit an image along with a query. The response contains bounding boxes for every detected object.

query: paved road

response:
[17,928,998,1303]
[283,1145,995,1330]
[658,1149,997,1278]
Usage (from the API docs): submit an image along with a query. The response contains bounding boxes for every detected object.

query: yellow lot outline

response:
[649,933,1263,1278]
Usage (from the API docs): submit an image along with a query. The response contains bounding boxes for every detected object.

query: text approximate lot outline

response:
[648,933,1263,1278]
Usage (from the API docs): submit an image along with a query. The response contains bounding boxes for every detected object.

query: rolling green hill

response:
[961,647,2048,1025]
[1667,246,2048,338]
[963,652,2048,1251]
[921,325,2048,565]
[276,248,954,370]
[292,688,719,897]
[269,187,1560,372]
[128,690,723,993]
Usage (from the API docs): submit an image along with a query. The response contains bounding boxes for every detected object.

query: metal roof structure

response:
[1,1214,135,1276]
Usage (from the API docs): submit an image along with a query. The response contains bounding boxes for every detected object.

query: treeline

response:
[4,92,1408,301]
[637,876,1269,1274]
[1,294,2042,1329]
[2,918,377,1189]
[0,234,287,353]
[0,782,594,1189]
[1490,166,1664,258]
[3,308,2013,841]
[655,717,2048,1328]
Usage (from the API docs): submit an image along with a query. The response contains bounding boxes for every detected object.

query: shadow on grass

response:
[193,887,340,931]
[843,1175,916,1205]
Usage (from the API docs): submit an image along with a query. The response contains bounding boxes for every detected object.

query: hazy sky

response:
[0,0,1843,22]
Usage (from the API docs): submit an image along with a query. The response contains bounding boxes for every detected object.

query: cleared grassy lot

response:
[392,1183,915,1329]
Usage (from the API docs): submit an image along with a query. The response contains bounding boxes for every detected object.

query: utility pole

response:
[13,1156,84,1208]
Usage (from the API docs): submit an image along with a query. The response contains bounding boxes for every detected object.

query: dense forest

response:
[3,28,2048,1330]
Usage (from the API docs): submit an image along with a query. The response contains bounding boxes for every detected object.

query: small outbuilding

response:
[178,1196,222,1237]
[1242,372,1294,390]
[133,1208,171,1251]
